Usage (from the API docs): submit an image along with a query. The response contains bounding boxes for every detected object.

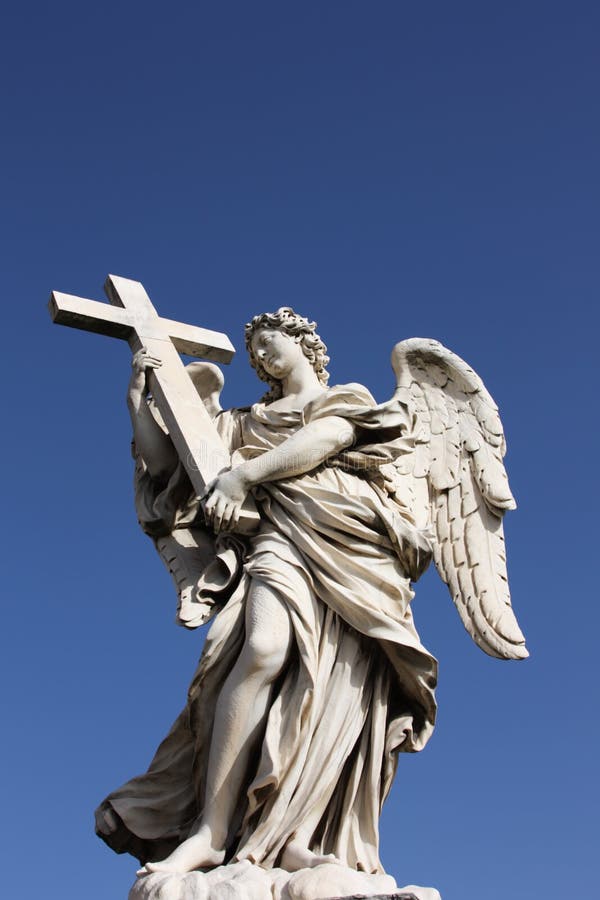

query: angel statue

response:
[94,306,527,889]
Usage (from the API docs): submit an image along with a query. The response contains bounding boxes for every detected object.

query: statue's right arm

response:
[127,350,178,482]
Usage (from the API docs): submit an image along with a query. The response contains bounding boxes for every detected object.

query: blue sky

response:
[1,3,598,898]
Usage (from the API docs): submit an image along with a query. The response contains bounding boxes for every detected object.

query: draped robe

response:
[95,383,438,874]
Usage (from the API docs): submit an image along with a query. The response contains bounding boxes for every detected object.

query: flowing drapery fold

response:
[96,384,437,873]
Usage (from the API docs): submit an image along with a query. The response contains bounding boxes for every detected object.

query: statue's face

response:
[251,327,304,380]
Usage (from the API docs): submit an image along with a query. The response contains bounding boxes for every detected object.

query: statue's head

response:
[245,307,330,401]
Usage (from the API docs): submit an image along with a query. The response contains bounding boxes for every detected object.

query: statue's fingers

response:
[224,500,242,532]
[199,478,217,502]
[220,504,235,532]
[132,348,148,370]
[203,494,217,522]
[133,349,161,368]
[212,498,227,533]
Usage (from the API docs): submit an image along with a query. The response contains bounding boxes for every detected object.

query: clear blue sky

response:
[1,3,598,898]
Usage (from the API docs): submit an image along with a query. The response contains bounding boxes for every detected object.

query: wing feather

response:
[413,441,432,478]
[429,393,461,490]
[470,443,516,515]
[155,528,218,629]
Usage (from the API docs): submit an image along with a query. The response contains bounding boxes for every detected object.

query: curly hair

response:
[245,307,330,402]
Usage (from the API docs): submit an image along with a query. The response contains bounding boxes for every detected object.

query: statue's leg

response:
[142,577,292,875]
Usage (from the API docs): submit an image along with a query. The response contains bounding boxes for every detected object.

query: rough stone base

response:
[326,895,418,900]
[129,861,441,900]
[327,893,442,900]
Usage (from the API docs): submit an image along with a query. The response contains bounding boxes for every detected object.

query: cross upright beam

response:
[49,274,260,533]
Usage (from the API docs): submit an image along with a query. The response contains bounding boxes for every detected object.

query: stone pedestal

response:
[326,894,419,900]
[129,861,441,900]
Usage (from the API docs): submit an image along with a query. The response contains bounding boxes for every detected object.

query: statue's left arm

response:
[204,415,356,532]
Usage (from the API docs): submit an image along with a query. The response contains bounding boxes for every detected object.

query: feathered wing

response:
[390,339,528,660]
[144,362,226,629]
[154,527,218,629]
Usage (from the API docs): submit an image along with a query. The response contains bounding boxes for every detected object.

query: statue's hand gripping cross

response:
[49,274,260,533]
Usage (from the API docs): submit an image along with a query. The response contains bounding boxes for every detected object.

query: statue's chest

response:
[240,409,303,452]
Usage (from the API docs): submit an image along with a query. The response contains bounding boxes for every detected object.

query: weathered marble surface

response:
[52,289,526,894]
[129,861,441,900]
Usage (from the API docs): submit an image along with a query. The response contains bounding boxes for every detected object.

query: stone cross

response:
[49,274,260,532]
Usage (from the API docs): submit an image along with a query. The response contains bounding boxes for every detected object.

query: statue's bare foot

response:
[281,839,342,872]
[137,829,225,876]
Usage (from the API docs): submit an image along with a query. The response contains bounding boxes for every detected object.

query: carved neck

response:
[279,355,322,398]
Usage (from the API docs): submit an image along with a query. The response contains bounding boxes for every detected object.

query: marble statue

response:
[49,276,527,900]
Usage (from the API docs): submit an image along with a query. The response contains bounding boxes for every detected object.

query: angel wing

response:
[389,338,528,660]
[145,361,228,629]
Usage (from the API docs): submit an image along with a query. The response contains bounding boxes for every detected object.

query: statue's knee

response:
[243,628,290,680]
